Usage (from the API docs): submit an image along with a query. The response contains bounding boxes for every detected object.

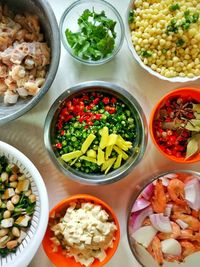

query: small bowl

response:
[42,194,120,267]
[149,87,200,163]
[0,0,60,125]
[125,0,200,83]
[127,170,200,267]
[59,0,124,65]
[44,81,147,184]
[0,141,49,267]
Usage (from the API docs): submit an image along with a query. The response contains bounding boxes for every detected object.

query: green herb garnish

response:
[162,48,168,54]
[181,10,199,30]
[140,50,153,57]
[65,9,117,61]
[166,18,178,34]
[128,10,135,23]
[169,3,180,11]
[176,38,185,46]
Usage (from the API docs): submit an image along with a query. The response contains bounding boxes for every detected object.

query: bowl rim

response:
[0,140,49,267]
[42,193,120,267]
[125,0,200,83]
[126,169,200,267]
[0,0,61,125]
[59,0,125,65]
[149,87,200,163]
[44,80,148,185]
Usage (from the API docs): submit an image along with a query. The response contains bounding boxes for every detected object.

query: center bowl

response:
[44,81,147,184]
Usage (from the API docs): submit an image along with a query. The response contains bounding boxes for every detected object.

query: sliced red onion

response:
[130,206,153,233]
[160,177,169,187]
[164,204,173,217]
[176,219,189,230]
[163,173,178,179]
[141,183,154,200]
[149,214,172,233]
[132,197,150,212]
[184,178,200,211]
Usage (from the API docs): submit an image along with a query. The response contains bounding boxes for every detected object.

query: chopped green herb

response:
[169,3,180,11]
[65,9,117,61]
[140,50,153,57]
[181,10,199,31]
[162,48,168,54]
[166,19,178,34]
[192,12,199,23]
[128,10,135,23]
[176,38,185,47]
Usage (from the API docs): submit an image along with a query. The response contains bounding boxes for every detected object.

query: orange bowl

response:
[42,194,120,267]
[149,87,200,163]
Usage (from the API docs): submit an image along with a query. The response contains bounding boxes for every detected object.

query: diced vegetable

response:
[184,178,200,211]
[15,215,31,227]
[99,127,109,149]
[1,218,14,228]
[61,151,83,162]
[149,214,172,233]
[130,206,153,233]
[132,226,157,248]
[161,239,182,256]
[87,149,96,159]
[131,198,150,213]
[81,134,96,154]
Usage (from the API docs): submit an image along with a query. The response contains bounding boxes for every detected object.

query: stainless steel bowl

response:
[44,81,147,185]
[127,170,200,267]
[0,0,60,125]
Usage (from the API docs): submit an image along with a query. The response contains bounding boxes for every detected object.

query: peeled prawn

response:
[157,222,181,240]
[167,179,186,206]
[180,241,196,258]
[151,180,166,213]
[172,213,200,231]
[148,236,164,265]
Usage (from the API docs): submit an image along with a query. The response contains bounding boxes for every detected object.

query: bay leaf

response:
[194,112,200,120]
[185,120,200,132]
[186,137,199,159]
[193,104,200,113]
[162,120,182,130]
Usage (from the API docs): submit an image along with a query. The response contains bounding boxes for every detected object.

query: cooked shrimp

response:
[10,65,26,81]
[0,64,7,77]
[148,236,164,266]
[167,179,186,206]
[191,210,199,219]
[142,217,151,226]
[172,204,191,215]
[172,213,200,231]
[180,241,196,258]
[157,222,181,240]
[179,230,200,241]
[164,254,182,263]
[151,180,166,213]
[0,78,7,94]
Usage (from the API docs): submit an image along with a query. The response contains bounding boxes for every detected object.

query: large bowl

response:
[0,0,60,125]
[127,170,200,267]
[59,0,124,65]
[44,81,147,184]
[125,0,200,83]
[43,194,120,267]
[0,141,49,267]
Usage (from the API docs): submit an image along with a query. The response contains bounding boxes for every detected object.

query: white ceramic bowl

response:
[0,141,49,267]
[125,0,200,83]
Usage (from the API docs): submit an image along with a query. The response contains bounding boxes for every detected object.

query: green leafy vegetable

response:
[0,248,16,257]
[176,38,185,47]
[14,195,36,216]
[169,3,180,11]
[140,50,153,57]
[186,134,200,159]
[65,9,117,61]
[128,10,135,23]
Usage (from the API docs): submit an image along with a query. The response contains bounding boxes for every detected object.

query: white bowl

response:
[0,141,49,267]
[125,0,200,83]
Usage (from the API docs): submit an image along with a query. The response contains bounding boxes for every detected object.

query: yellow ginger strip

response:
[81,134,96,154]
[61,150,82,162]
[80,156,97,164]
[114,154,122,169]
[105,145,113,160]
[99,126,109,149]
[113,145,129,160]
[97,147,105,166]
[101,158,116,172]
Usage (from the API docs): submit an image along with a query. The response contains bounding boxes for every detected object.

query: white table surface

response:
[1,0,200,266]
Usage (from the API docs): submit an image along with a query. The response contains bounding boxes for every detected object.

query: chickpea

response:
[3,210,11,219]
[7,240,18,249]
[7,200,14,211]
[0,229,8,237]
[9,174,18,182]
[12,227,20,238]
[11,194,20,205]
[29,194,36,203]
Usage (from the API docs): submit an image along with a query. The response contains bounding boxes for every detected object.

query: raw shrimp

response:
[157,222,181,240]
[172,213,200,231]
[151,180,166,213]
[148,236,164,266]
[167,179,186,206]
[180,241,196,258]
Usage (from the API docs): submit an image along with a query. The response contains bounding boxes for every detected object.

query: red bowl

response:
[149,87,200,163]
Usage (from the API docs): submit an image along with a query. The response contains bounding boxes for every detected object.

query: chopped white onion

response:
[130,206,153,233]
[176,219,189,230]
[4,91,18,104]
[161,239,182,256]
[164,204,173,217]
[160,177,169,187]
[163,173,178,179]
[184,178,200,211]
[132,226,157,248]
[132,198,150,213]
[149,214,172,233]
[16,87,28,97]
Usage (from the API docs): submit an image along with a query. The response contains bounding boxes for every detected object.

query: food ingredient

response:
[129,172,200,265]
[0,4,50,104]
[129,0,200,78]
[54,91,138,174]
[50,201,117,267]
[65,9,116,61]
[0,156,36,257]
[153,95,200,159]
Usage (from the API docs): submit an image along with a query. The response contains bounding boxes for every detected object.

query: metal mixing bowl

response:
[44,81,147,185]
[0,0,60,125]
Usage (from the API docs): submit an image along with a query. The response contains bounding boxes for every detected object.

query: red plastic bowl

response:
[149,87,200,163]
[42,194,120,267]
